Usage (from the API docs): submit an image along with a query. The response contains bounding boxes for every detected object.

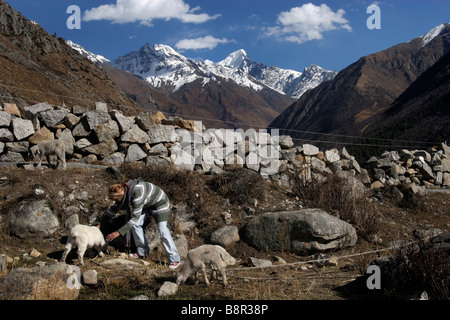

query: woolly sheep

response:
[176,245,236,287]
[29,139,66,170]
[61,224,107,265]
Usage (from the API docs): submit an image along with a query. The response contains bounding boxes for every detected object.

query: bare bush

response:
[379,239,449,299]
[291,173,379,242]
[209,167,266,205]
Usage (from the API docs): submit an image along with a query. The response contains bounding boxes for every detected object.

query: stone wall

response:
[0,101,449,193]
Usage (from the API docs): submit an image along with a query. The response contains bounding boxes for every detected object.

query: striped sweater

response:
[106,180,170,235]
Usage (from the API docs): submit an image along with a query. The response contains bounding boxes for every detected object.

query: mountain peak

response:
[153,44,182,56]
[218,49,249,68]
[421,23,450,47]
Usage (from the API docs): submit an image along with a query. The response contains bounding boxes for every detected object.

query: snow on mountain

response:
[421,23,447,47]
[218,49,249,69]
[66,40,110,64]
[285,64,337,98]
[217,49,336,98]
[68,41,336,99]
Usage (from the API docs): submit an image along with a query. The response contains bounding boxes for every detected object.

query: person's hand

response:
[106,231,120,241]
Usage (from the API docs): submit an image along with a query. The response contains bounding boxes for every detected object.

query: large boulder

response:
[0,262,81,300]
[9,199,60,238]
[244,209,357,252]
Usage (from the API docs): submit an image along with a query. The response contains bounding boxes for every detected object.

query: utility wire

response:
[0,83,443,149]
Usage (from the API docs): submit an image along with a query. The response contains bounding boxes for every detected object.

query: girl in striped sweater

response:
[102,178,180,269]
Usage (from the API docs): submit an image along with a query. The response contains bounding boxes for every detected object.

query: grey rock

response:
[148,124,178,144]
[12,118,34,141]
[244,209,357,252]
[23,102,52,119]
[0,128,14,142]
[9,199,60,238]
[0,262,81,300]
[94,119,120,143]
[121,124,149,144]
[158,281,178,297]
[84,110,111,131]
[210,226,240,248]
[0,111,11,127]
[111,110,134,133]
[278,135,294,149]
[125,144,147,162]
[39,109,69,127]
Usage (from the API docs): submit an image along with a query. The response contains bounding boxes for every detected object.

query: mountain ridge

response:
[108,43,337,99]
[0,0,140,116]
[270,23,450,148]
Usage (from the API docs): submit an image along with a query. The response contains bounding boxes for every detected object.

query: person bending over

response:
[102,178,180,269]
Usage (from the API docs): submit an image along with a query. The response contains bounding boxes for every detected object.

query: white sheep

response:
[176,245,236,287]
[61,224,107,265]
[29,139,66,170]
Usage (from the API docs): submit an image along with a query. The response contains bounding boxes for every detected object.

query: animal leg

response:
[57,151,66,170]
[61,242,72,263]
[37,154,43,167]
[201,263,210,287]
[218,266,228,287]
[194,270,200,285]
[77,244,87,265]
[93,244,105,257]
[46,155,52,168]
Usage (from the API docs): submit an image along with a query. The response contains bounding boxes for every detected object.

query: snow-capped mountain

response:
[109,44,267,93]
[66,40,110,64]
[420,23,447,47]
[109,43,336,99]
[217,49,337,98]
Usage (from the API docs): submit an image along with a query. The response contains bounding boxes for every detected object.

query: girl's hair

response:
[108,183,127,201]
[109,184,125,194]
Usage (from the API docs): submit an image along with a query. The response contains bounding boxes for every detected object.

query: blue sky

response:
[6,0,450,72]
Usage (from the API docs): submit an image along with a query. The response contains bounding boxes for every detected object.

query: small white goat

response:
[176,245,236,287]
[61,224,107,265]
[30,139,66,170]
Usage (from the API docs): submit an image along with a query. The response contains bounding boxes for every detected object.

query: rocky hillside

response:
[270,23,450,147]
[0,99,448,301]
[0,0,140,116]
[0,144,448,301]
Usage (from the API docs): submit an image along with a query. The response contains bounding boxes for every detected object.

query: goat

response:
[176,245,236,287]
[61,224,107,265]
[29,139,66,169]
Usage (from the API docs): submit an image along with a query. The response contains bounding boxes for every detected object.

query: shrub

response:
[291,172,379,242]
[379,239,449,299]
[209,167,266,205]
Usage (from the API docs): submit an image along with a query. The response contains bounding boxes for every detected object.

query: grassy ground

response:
[0,164,448,300]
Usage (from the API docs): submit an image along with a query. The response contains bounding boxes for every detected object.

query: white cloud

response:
[175,35,231,50]
[83,0,220,25]
[266,3,352,44]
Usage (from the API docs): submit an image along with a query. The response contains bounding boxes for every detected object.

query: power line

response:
[0,83,444,149]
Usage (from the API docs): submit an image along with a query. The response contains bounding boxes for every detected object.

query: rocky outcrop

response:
[0,262,81,300]
[244,209,358,252]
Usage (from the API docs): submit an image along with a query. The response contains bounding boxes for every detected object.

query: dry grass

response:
[291,173,380,242]
[0,165,449,300]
